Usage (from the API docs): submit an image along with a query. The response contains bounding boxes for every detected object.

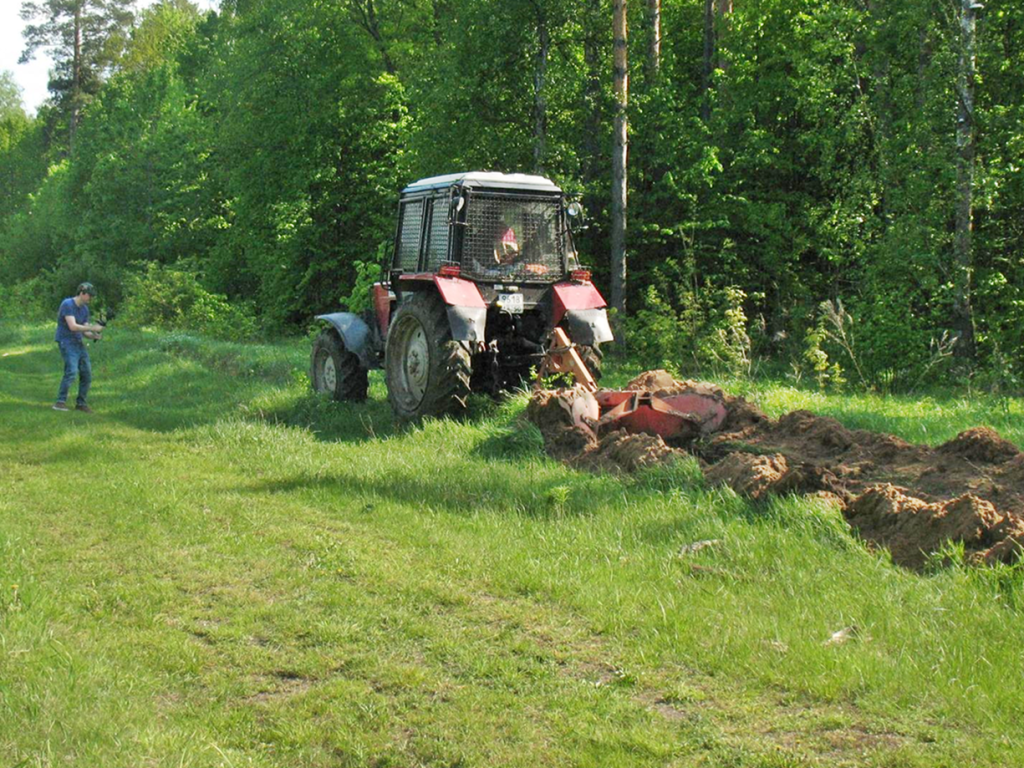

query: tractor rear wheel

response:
[310,329,368,401]
[385,293,471,422]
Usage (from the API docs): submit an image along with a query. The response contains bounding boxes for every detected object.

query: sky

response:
[1,0,220,115]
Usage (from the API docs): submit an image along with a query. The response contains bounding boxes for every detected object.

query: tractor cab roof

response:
[402,171,562,195]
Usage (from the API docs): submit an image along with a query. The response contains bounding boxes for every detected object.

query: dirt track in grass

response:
[526,371,1024,569]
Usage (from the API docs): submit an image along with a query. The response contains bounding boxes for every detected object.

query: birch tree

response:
[952,0,980,360]
[611,0,628,313]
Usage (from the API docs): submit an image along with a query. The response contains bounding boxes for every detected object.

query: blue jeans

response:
[57,340,91,406]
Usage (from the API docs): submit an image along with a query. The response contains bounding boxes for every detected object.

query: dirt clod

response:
[845,485,1024,567]
[704,452,789,500]
[937,427,1021,465]
[526,386,600,461]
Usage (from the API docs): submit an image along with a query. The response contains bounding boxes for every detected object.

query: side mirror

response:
[449,195,466,225]
[566,201,588,232]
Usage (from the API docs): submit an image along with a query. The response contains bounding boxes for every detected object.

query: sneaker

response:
[53,402,68,411]
[75,404,93,413]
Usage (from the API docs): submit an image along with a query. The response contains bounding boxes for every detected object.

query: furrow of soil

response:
[526,371,1024,568]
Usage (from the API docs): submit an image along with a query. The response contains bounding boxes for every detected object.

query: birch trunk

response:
[647,0,660,79]
[533,8,550,173]
[611,0,628,313]
[953,0,978,360]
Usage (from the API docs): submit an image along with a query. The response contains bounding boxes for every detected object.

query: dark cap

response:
[77,282,96,296]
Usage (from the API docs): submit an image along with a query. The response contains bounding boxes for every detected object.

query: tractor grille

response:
[397,200,424,271]
[424,196,452,271]
[460,193,564,283]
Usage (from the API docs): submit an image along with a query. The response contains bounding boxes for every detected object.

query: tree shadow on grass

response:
[258,385,534,447]
[234,460,622,520]
[0,327,389,441]
[253,389,399,444]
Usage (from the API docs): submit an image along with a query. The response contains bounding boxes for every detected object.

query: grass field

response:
[1,322,1022,767]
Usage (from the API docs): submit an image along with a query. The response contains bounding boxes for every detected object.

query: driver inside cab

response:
[494,221,519,264]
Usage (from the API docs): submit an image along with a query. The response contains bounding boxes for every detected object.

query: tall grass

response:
[1,322,1021,767]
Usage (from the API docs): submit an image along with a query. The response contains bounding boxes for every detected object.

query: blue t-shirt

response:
[55,297,89,343]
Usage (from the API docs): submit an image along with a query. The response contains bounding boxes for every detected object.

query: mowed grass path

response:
[1,323,1022,767]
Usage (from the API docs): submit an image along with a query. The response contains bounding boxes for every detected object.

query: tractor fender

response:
[315,312,377,370]
[563,308,614,345]
[434,276,487,343]
[551,282,613,345]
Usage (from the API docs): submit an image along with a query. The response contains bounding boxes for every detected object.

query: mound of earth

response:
[573,430,681,474]
[527,384,685,473]
[845,485,1024,568]
[525,386,599,461]
[524,371,1024,568]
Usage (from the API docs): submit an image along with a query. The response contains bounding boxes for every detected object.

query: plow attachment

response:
[537,330,728,444]
[595,390,727,441]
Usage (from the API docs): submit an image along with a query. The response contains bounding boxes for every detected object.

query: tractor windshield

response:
[461,193,564,283]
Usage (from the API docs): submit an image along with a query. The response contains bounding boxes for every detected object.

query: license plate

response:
[498,293,524,314]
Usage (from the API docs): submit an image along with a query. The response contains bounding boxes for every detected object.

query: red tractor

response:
[310,172,613,421]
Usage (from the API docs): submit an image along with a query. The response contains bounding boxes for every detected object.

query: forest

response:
[1,0,1023,391]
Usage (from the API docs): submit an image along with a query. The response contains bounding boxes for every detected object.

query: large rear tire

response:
[385,293,471,422]
[310,329,368,401]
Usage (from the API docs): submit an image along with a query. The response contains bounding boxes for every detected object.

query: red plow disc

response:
[595,390,727,441]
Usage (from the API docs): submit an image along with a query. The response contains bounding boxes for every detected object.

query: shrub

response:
[624,274,752,377]
[0,275,54,321]
[119,262,257,341]
[340,250,385,314]
[803,296,959,393]
[801,300,852,391]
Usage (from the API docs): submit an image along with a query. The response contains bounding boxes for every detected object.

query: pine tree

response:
[19,0,135,151]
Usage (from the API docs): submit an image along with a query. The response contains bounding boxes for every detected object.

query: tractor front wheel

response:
[310,329,368,401]
[385,294,471,422]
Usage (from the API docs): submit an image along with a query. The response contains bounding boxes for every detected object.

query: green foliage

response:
[119,0,201,73]
[624,259,752,377]
[0,110,47,218]
[0,275,52,321]
[69,63,227,280]
[119,262,257,341]
[0,71,24,119]
[340,250,385,314]
[0,161,74,285]
[19,0,136,149]
[802,322,847,391]
[801,301,855,391]
[0,0,1023,392]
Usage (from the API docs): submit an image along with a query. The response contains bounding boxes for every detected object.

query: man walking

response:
[54,282,104,413]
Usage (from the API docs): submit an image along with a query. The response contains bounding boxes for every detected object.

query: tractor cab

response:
[392,172,579,287]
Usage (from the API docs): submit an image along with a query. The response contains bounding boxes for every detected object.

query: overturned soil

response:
[526,371,1024,569]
